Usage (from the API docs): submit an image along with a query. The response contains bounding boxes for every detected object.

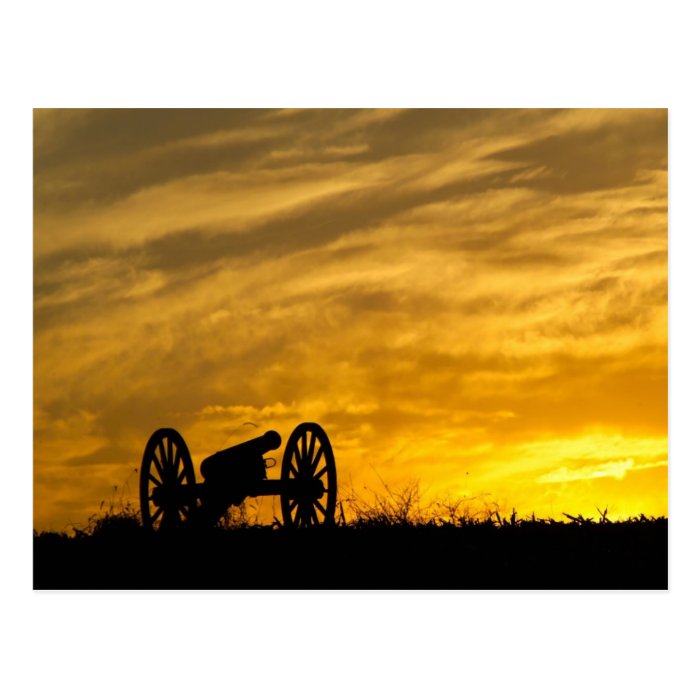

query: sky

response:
[33,108,667,531]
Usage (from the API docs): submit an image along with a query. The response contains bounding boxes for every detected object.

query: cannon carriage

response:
[139,422,336,530]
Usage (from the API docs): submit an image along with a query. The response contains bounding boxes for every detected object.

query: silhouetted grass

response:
[34,488,667,590]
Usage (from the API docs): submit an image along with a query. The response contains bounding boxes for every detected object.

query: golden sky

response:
[33,108,667,531]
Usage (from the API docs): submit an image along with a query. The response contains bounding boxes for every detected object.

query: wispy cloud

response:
[33,109,667,530]
[537,458,667,483]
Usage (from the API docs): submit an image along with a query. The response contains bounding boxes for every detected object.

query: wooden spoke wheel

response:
[140,428,197,531]
[280,422,337,527]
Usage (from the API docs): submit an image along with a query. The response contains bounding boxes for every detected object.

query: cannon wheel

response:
[139,428,197,531]
[280,422,337,527]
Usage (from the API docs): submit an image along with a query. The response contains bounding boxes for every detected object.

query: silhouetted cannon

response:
[139,423,336,530]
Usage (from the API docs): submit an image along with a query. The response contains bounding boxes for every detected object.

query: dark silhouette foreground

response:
[34,518,667,590]
[141,424,336,531]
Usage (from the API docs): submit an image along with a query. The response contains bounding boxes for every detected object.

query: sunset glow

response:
[33,108,667,531]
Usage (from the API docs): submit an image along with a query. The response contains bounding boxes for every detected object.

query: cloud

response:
[536,458,667,483]
[33,108,668,530]
[487,109,667,193]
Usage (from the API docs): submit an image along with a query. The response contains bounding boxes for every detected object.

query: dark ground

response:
[34,518,668,590]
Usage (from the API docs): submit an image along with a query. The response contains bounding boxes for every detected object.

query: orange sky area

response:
[33,108,667,532]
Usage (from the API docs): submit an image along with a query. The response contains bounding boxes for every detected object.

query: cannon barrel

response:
[200,430,281,481]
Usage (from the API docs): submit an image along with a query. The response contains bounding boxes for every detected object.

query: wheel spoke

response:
[310,448,324,475]
[314,499,327,516]
[288,462,299,477]
[149,473,162,487]
[308,433,316,467]
[310,507,319,525]
[301,432,308,465]
[167,437,173,472]
[152,453,164,480]
[293,507,302,526]
[151,506,163,524]
[315,464,328,480]
[293,444,303,472]
[288,502,298,521]
[158,442,169,479]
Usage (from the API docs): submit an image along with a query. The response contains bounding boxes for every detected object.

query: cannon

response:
[139,422,337,530]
